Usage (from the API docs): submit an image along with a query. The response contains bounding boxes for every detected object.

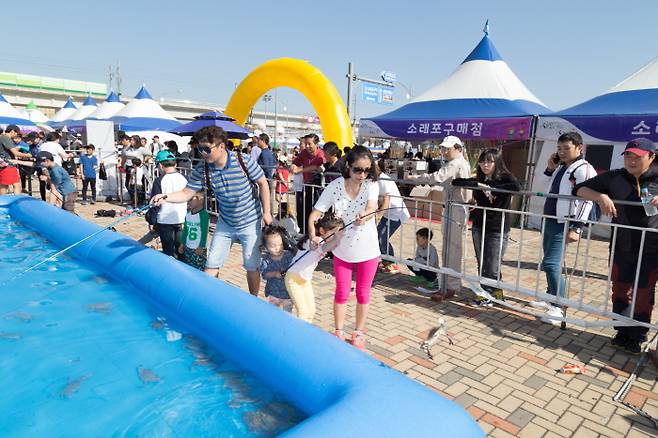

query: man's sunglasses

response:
[351,166,371,174]
[197,145,215,155]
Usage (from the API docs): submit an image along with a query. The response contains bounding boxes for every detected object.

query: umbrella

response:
[168,110,250,139]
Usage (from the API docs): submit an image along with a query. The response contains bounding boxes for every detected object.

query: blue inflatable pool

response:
[0,195,483,437]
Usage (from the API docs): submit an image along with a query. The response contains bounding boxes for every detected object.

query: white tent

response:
[88,91,125,120]
[110,86,180,131]
[67,95,98,121]
[19,101,49,123]
[49,97,78,123]
[0,93,38,130]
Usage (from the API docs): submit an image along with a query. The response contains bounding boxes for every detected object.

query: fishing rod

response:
[281,205,463,275]
[0,198,164,289]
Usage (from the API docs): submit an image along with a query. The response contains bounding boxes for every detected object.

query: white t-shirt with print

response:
[378,173,410,223]
[287,240,324,281]
[313,177,380,263]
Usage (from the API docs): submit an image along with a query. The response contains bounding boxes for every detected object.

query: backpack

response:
[569,162,601,223]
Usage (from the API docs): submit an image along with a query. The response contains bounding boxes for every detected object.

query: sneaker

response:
[543,306,564,326]
[332,329,345,341]
[491,289,505,301]
[529,300,551,310]
[471,296,493,308]
[80,200,88,205]
[624,338,642,355]
[90,200,96,205]
[385,264,401,274]
[430,290,456,302]
[351,331,366,350]
[611,331,627,348]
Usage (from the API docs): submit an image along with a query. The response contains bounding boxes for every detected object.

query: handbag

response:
[98,163,108,180]
[235,152,259,200]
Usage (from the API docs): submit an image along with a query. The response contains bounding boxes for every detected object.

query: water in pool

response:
[0,214,305,437]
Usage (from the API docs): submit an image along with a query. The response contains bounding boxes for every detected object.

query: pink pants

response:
[333,256,380,305]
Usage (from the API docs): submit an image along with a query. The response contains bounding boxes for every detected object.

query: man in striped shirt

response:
[152,126,272,295]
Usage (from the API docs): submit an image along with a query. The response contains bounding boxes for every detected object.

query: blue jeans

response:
[471,227,508,292]
[541,219,567,298]
[206,219,262,271]
[376,218,402,258]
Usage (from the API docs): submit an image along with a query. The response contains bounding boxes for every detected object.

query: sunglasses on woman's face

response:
[351,166,371,174]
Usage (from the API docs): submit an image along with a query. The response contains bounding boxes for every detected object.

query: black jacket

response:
[453,173,521,233]
[573,167,658,254]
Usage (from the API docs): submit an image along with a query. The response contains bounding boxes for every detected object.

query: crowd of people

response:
[1,122,657,354]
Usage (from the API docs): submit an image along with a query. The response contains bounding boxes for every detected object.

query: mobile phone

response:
[551,154,560,164]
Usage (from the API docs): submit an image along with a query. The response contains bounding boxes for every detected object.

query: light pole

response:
[274,88,278,145]
[395,80,413,100]
[262,94,272,134]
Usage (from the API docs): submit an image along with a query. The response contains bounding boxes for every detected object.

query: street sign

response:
[361,82,394,105]
[381,71,397,84]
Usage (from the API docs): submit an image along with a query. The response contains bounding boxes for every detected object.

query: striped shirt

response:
[186,152,264,228]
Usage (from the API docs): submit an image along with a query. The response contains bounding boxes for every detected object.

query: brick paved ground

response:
[68,198,658,437]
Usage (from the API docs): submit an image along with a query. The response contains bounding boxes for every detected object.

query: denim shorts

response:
[206,219,262,271]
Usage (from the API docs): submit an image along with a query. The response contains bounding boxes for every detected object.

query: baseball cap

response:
[36,151,54,166]
[622,138,655,156]
[5,124,20,134]
[439,135,463,148]
[155,150,176,163]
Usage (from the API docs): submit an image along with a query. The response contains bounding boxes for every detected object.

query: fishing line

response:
[0,199,163,289]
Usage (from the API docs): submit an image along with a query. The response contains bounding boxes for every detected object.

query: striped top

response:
[186,152,264,228]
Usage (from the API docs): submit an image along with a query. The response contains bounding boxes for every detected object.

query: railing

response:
[17,150,657,335]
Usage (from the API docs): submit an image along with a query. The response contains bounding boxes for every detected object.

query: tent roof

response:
[49,97,78,122]
[110,86,179,131]
[362,32,549,140]
[553,57,658,116]
[67,96,99,121]
[87,91,125,120]
[0,93,25,119]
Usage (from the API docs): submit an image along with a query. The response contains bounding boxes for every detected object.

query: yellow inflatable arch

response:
[225,58,353,149]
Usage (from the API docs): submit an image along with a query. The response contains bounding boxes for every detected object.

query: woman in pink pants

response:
[308,146,380,350]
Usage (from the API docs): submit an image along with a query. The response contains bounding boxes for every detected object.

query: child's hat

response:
[155,150,176,163]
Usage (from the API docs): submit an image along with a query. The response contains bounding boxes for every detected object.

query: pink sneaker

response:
[333,329,345,341]
[351,330,366,350]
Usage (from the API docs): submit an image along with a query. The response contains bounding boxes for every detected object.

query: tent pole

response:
[521,116,540,223]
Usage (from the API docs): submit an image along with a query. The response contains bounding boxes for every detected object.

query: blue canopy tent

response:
[168,110,250,139]
[529,56,658,232]
[360,31,550,141]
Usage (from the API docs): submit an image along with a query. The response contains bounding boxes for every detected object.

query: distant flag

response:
[483,19,489,35]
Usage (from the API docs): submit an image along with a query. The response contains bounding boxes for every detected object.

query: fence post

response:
[441,187,453,295]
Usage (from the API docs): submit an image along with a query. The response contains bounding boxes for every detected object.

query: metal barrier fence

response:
[268,177,657,334]
[17,149,657,335]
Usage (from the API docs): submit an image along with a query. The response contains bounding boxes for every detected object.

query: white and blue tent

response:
[88,91,125,120]
[529,57,658,233]
[67,95,98,121]
[110,86,180,131]
[49,97,78,123]
[361,30,549,140]
[0,93,37,130]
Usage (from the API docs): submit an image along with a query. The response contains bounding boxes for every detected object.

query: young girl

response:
[285,213,344,323]
[308,146,380,351]
[453,149,521,306]
[177,195,210,270]
[260,225,295,312]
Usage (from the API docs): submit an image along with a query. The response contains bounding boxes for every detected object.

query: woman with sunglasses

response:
[308,146,379,350]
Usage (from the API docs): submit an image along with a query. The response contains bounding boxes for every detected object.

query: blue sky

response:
[3,0,658,119]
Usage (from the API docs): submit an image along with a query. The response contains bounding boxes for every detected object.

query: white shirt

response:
[250,146,261,164]
[378,173,410,223]
[287,241,325,280]
[122,146,150,167]
[313,177,380,263]
[40,141,67,166]
[158,172,188,224]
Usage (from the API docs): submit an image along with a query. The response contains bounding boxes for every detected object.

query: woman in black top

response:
[453,149,521,305]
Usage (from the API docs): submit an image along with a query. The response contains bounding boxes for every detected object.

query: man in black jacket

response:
[574,138,658,354]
